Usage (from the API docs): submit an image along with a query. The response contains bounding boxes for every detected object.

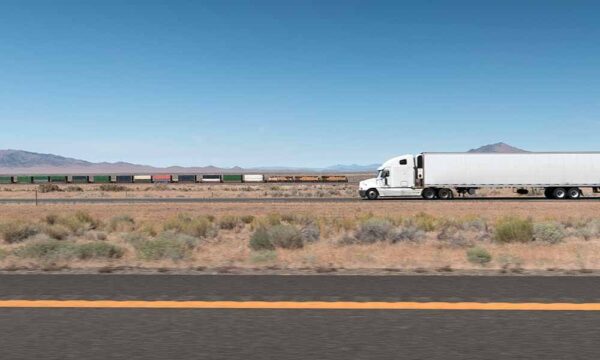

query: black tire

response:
[437,188,453,200]
[567,187,581,199]
[366,189,379,200]
[552,187,567,200]
[422,188,437,200]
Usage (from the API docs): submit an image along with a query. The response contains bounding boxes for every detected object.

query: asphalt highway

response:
[0,275,599,359]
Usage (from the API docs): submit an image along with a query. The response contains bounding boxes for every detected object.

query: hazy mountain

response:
[0,150,244,174]
[467,142,528,153]
[0,144,529,174]
[0,150,92,167]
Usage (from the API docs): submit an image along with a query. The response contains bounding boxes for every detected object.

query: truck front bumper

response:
[358,190,367,198]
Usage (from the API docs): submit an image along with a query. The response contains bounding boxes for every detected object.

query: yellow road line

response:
[0,300,599,311]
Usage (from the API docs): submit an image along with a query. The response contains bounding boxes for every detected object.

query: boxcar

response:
[222,174,243,183]
[0,176,12,184]
[201,175,222,183]
[93,175,111,183]
[242,174,264,183]
[177,175,197,183]
[71,176,89,184]
[133,175,152,183]
[152,175,171,183]
[116,175,133,183]
[49,175,67,183]
[15,176,32,184]
[33,176,49,184]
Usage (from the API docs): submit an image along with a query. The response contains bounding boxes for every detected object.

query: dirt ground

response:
[1,199,600,222]
[0,183,357,199]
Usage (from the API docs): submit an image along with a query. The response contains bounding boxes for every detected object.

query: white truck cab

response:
[359,154,423,200]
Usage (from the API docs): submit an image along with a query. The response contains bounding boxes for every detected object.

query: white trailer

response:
[358,153,600,200]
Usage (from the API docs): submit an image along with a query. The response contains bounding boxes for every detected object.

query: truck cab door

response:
[395,158,415,188]
[375,169,391,196]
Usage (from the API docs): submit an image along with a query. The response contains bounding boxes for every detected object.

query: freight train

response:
[0,174,348,184]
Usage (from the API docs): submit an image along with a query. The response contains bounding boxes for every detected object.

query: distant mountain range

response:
[468,142,528,153]
[0,143,528,174]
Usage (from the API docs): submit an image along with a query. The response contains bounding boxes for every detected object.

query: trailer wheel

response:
[567,187,581,199]
[366,189,379,200]
[422,188,437,200]
[437,188,453,200]
[552,187,567,200]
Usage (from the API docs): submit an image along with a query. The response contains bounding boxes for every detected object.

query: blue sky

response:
[1,0,599,167]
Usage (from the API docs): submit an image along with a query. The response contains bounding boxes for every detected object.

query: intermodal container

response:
[50,176,67,183]
[0,176,12,184]
[15,176,32,184]
[321,175,348,183]
[110,176,118,183]
[152,175,171,183]
[33,176,49,183]
[222,174,243,183]
[116,175,133,183]
[133,175,152,183]
[201,175,222,183]
[71,176,89,184]
[178,175,196,183]
[242,174,264,183]
[93,175,111,183]
[294,175,321,182]
[266,175,294,182]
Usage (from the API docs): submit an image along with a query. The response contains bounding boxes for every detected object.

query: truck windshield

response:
[377,170,383,178]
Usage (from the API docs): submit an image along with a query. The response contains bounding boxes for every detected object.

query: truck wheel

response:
[552,187,567,200]
[422,188,437,200]
[366,189,379,200]
[567,187,581,199]
[437,188,453,200]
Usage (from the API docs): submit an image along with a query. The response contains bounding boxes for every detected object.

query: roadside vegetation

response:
[0,183,359,199]
[1,211,600,272]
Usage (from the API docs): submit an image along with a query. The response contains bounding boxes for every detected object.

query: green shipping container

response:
[16,176,32,184]
[93,175,111,183]
[72,176,89,183]
[222,174,243,182]
[33,176,49,183]
[50,176,67,183]
[0,176,12,184]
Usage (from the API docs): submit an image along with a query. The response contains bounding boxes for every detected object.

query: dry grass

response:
[1,209,600,272]
[0,183,359,199]
[2,199,600,229]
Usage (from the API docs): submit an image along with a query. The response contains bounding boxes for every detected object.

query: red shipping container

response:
[153,175,172,182]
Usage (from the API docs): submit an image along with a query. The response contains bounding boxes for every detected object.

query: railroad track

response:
[1,197,600,204]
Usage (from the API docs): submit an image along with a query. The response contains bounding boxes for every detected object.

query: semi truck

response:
[358,152,600,200]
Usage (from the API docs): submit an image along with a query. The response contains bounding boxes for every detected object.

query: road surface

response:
[0,275,599,359]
